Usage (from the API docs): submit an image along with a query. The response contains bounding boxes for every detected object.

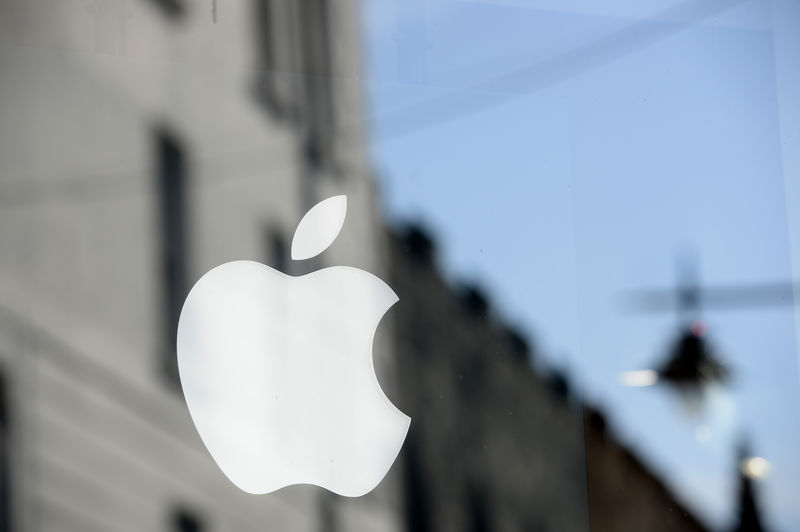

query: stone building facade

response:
[0,1,401,531]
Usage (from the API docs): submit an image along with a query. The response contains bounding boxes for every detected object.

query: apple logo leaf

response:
[291,195,347,261]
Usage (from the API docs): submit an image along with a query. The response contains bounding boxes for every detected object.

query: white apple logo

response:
[177,195,410,497]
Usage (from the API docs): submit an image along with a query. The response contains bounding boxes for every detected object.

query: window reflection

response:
[0,0,796,531]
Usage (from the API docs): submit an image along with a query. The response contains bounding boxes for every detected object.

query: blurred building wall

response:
[388,225,711,532]
[0,1,402,531]
[583,409,709,532]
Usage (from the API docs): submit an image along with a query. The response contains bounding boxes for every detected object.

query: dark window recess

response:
[253,0,276,71]
[468,487,491,532]
[298,0,335,170]
[251,0,280,115]
[250,0,336,168]
[251,0,297,119]
[266,229,288,273]
[148,0,186,20]
[173,508,203,532]
[156,128,189,383]
[318,491,338,532]
[403,432,431,532]
[0,372,10,532]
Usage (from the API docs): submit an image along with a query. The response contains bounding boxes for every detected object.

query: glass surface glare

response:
[0,0,797,531]
[366,1,800,531]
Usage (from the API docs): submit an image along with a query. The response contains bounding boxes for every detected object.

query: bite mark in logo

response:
[177,196,410,496]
